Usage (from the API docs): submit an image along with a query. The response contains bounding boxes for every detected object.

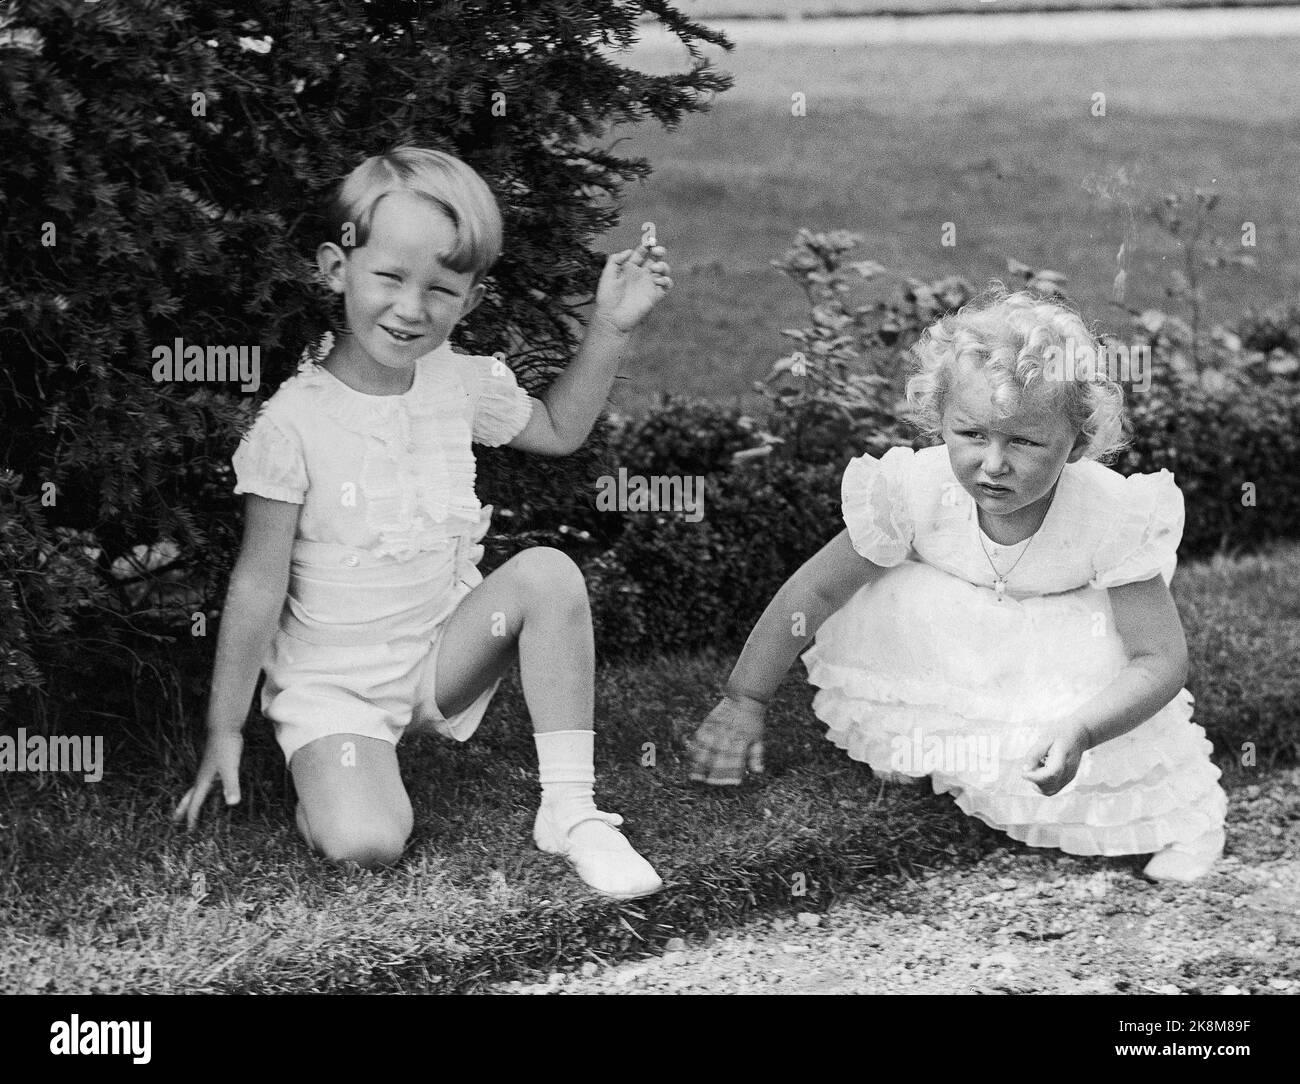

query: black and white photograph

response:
[1,0,1296,1048]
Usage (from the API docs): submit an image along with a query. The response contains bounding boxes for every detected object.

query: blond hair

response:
[324,145,502,282]
[905,284,1127,462]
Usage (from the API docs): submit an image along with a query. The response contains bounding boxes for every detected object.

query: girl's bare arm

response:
[726,528,888,704]
[688,529,888,785]
[1064,574,1190,749]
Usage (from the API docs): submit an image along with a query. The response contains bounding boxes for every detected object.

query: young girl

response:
[687,288,1227,883]
[174,146,673,900]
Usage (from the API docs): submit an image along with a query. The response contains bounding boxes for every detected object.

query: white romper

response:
[231,336,534,763]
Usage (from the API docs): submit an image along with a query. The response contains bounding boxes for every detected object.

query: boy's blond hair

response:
[325,146,503,282]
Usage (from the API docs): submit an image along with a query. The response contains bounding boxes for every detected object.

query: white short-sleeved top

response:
[231,337,534,561]
[841,445,1185,594]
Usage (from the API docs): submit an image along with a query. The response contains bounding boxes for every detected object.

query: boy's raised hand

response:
[593,241,672,334]
[173,729,243,829]
[687,696,766,786]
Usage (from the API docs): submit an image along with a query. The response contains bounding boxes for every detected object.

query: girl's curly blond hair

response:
[904,284,1128,462]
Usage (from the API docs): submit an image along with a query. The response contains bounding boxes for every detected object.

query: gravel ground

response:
[495,770,1299,995]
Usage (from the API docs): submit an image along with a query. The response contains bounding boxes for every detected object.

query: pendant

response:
[994,577,1006,602]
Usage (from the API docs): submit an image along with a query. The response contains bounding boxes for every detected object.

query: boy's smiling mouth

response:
[380,325,422,344]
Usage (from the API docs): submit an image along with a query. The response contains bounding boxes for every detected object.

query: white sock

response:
[533,729,598,821]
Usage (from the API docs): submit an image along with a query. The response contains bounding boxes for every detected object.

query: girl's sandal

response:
[1141,828,1225,883]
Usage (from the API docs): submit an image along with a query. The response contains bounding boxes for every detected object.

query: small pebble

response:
[664,937,687,953]
[997,878,1017,890]
[779,942,810,954]
[580,961,598,979]
[796,912,822,928]
[1155,983,1181,995]
[1221,984,1243,995]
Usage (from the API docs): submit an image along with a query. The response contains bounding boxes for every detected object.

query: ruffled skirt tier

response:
[803,561,1226,856]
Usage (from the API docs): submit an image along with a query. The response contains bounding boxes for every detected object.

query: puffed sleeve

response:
[463,354,536,447]
[231,411,308,504]
[1090,469,1185,588]
[841,446,915,566]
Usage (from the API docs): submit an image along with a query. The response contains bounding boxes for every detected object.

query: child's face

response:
[318,190,482,375]
[942,359,1087,528]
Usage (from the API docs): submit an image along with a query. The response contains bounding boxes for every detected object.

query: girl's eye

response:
[1013,438,1039,447]
[377,272,400,281]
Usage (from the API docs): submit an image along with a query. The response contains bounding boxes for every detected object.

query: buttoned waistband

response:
[282,541,464,645]
[290,537,454,573]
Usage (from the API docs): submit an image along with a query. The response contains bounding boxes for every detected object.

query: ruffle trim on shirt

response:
[467,355,535,447]
[231,413,308,504]
[290,334,487,560]
[1090,469,1185,588]
[841,446,915,566]
[293,333,444,434]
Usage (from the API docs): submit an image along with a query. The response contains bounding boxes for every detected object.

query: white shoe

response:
[1142,828,1225,883]
[534,805,664,900]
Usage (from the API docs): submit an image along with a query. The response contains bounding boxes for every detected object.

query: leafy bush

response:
[605,399,757,478]
[577,232,1300,659]
[1236,300,1300,375]
[586,456,841,658]
[0,0,730,725]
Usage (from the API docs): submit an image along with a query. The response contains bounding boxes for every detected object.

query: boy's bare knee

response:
[309,816,409,869]
[510,547,588,606]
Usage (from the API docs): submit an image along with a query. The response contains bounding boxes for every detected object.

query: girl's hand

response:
[173,728,244,829]
[687,696,766,786]
[593,243,672,333]
[1021,720,1092,796]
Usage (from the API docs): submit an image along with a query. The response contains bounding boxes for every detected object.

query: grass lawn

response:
[601,33,1300,410]
[3,543,1298,994]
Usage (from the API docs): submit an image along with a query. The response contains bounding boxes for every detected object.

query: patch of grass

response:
[605,36,1300,409]
[1173,544,1300,768]
[3,546,1297,993]
[0,658,987,994]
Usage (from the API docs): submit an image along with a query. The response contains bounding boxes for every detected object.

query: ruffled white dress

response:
[231,336,534,763]
[802,445,1226,857]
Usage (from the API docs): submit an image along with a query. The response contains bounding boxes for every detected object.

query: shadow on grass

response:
[3,656,1002,994]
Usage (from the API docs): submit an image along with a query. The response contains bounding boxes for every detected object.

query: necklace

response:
[978,526,1036,602]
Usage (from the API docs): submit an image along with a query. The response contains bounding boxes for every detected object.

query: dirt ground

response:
[497,770,1300,995]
